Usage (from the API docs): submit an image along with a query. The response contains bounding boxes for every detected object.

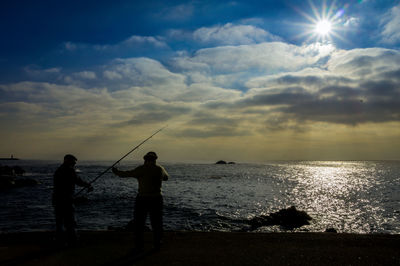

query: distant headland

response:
[0,155,19,160]
[215,160,236,164]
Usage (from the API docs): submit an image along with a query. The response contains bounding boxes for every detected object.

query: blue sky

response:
[1,0,400,161]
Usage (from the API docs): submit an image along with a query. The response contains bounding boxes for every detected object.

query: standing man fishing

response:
[52,154,93,247]
[112,151,169,251]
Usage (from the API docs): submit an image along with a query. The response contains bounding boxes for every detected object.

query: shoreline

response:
[1,231,399,265]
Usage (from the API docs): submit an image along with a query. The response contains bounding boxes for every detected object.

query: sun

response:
[315,20,332,36]
[293,0,348,44]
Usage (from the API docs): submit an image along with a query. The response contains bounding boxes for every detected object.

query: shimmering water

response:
[0,160,399,233]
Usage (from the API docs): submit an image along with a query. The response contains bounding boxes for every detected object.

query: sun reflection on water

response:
[284,161,392,233]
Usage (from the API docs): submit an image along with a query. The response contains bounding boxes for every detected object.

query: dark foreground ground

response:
[0,231,399,265]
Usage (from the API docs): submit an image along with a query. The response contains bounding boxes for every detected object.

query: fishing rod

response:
[74,125,167,197]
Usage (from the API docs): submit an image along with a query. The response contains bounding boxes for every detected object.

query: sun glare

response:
[293,1,349,44]
[315,20,332,35]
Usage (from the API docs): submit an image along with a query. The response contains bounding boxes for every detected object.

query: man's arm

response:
[75,173,93,191]
[161,166,169,181]
[74,171,93,192]
[112,167,137,178]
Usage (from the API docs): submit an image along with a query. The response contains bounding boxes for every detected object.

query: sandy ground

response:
[0,231,399,265]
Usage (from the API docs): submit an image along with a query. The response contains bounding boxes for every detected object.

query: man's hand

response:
[112,167,118,175]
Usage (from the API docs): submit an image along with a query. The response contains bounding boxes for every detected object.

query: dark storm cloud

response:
[361,80,399,98]
[204,87,315,110]
[240,87,315,107]
[275,74,353,87]
[258,80,400,125]
[320,85,362,98]
[275,75,324,86]
[203,65,400,127]
[381,68,400,81]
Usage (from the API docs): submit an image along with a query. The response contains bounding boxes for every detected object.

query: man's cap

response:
[143,151,158,161]
[64,154,78,161]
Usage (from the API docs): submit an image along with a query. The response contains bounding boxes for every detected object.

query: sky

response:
[1,0,400,162]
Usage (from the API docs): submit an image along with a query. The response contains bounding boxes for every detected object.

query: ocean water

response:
[0,160,399,234]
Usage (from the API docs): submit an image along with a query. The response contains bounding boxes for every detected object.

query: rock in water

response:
[249,206,312,230]
[0,177,15,189]
[325,227,338,233]
[1,166,38,189]
[216,160,227,164]
[0,166,15,176]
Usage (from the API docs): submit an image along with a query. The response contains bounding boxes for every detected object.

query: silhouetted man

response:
[52,154,93,246]
[112,151,169,250]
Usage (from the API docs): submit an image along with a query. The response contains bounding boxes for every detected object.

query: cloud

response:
[245,67,353,91]
[62,35,168,56]
[117,111,177,126]
[116,102,192,127]
[380,5,400,44]
[2,39,400,148]
[24,66,62,80]
[101,57,187,100]
[202,48,400,128]
[0,82,116,121]
[175,83,242,102]
[73,71,97,80]
[103,70,123,80]
[0,101,43,116]
[64,42,78,51]
[173,126,250,138]
[173,42,335,74]
[193,23,282,45]
[187,110,240,127]
[94,35,168,51]
[169,42,336,92]
[155,3,194,21]
[321,48,400,81]
[122,36,167,48]
[343,17,360,28]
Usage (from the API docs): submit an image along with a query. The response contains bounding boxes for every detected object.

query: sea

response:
[0,160,399,234]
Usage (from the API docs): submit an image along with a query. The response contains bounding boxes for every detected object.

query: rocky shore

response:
[1,231,399,265]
